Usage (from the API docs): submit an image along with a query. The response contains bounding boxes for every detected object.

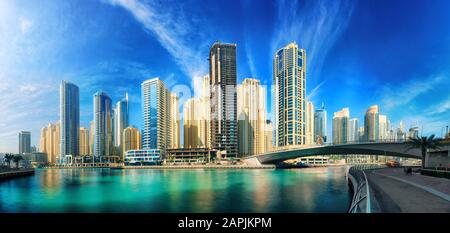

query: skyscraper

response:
[141,78,172,153]
[348,118,359,143]
[93,91,113,157]
[237,78,266,156]
[170,93,180,149]
[364,105,379,142]
[79,127,89,156]
[378,114,388,141]
[122,126,141,156]
[273,42,306,147]
[89,121,94,155]
[113,93,129,156]
[183,98,202,148]
[264,120,273,153]
[314,103,327,143]
[39,122,60,164]
[306,101,314,145]
[209,42,238,157]
[332,108,350,144]
[60,81,80,162]
[200,75,211,149]
[19,131,31,154]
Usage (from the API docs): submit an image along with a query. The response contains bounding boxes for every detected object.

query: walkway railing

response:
[347,164,386,213]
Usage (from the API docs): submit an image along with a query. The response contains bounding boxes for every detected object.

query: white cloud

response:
[379,75,444,111]
[271,0,355,86]
[426,95,450,115]
[105,0,211,96]
[19,16,33,34]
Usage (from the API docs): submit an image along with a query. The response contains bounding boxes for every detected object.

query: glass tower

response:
[273,42,307,147]
[141,78,171,153]
[113,93,129,156]
[19,131,31,154]
[209,42,238,157]
[314,103,327,143]
[332,108,350,144]
[364,105,379,142]
[60,81,80,161]
[94,91,113,157]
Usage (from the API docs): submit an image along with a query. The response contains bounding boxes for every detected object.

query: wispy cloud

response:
[426,94,450,115]
[306,80,326,101]
[105,0,211,95]
[379,75,444,111]
[271,0,355,87]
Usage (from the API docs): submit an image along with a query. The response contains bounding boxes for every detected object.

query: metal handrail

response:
[347,165,382,213]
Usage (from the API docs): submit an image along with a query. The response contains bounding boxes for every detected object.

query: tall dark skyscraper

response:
[19,131,31,154]
[209,42,238,157]
[94,91,113,157]
[60,80,80,162]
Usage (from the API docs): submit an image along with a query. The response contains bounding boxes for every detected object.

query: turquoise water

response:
[0,166,351,213]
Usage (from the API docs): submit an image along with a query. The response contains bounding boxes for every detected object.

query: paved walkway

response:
[366,168,450,213]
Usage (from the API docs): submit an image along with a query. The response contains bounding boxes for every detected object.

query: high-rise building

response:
[364,105,379,142]
[408,126,420,140]
[200,75,211,149]
[209,42,238,157]
[306,101,314,145]
[237,78,266,156]
[332,108,350,144]
[122,126,141,156]
[314,103,327,143]
[273,42,307,147]
[358,126,365,142]
[348,118,359,143]
[60,81,80,161]
[378,114,388,141]
[141,78,172,154]
[79,127,89,156]
[113,93,129,156]
[183,98,202,148]
[19,131,31,154]
[93,91,113,157]
[264,120,273,153]
[170,93,180,149]
[39,122,60,164]
[89,121,94,155]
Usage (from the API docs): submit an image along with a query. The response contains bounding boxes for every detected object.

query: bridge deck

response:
[366,168,450,213]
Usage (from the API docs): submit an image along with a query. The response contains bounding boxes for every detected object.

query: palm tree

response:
[4,153,14,168]
[407,134,442,168]
[13,155,23,169]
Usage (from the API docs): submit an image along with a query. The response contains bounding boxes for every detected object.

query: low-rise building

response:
[124,149,161,166]
[166,148,211,164]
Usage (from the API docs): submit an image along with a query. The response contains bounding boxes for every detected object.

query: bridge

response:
[243,142,423,165]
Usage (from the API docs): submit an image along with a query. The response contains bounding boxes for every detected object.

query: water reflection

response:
[0,167,351,213]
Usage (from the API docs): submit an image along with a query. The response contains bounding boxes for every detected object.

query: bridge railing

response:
[347,164,386,213]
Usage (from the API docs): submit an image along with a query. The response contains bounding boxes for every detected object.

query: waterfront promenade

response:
[366,168,450,212]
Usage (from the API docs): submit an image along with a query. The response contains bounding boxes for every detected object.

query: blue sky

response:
[1,0,450,152]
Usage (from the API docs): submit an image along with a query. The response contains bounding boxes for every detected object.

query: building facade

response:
[209,42,238,157]
[306,101,314,145]
[273,42,307,147]
[122,126,141,156]
[19,131,31,154]
[39,122,60,164]
[79,127,89,156]
[93,91,113,157]
[170,93,180,149]
[364,105,379,142]
[237,78,267,156]
[141,78,172,154]
[314,103,327,144]
[378,114,388,141]
[113,93,129,156]
[348,118,359,143]
[60,80,80,161]
[332,108,350,144]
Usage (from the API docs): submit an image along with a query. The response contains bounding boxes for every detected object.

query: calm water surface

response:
[0,167,351,212]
